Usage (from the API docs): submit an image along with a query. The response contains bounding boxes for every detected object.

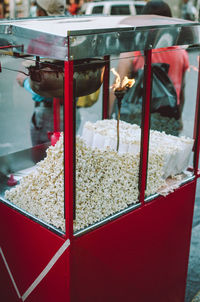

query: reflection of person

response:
[109,0,189,135]
[16,0,66,146]
[0,0,4,19]
[181,0,197,21]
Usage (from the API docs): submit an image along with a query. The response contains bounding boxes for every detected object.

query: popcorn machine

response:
[0,15,200,302]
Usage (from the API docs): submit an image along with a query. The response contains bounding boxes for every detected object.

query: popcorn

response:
[82,120,193,179]
[5,119,194,233]
[5,133,65,232]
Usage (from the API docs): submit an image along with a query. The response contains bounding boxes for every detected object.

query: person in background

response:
[109,0,189,136]
[67,0,84,15]
[35,0,65,16]
[0,0,4,18]
[16,0,66,146]
[181,0,197,21]
[29,0,37,17]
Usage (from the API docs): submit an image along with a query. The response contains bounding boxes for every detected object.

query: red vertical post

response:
[53,97,60,132]
[102,55,110,119]
[64,59,74,302]
[64,60,74,239]
[139,49,152,205]
[193,56,200,176]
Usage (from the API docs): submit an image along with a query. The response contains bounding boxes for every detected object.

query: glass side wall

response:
[0,55,65,234]
[146,46,198,199]
[74,59,104,135]
[0,55,33,155]
[74,45,200,233]
[74,52,143,233]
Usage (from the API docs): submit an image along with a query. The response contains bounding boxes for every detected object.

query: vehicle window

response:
[92,5,104,14]
[110,5,130,15]
[135,4,144,14]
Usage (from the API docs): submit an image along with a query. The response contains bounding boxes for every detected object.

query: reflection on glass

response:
[74,46,200,232]
[0,56,34,156]
[145,46,198,198]
[75,58,105,136]
[74,54,142,232]
[0,56,65,233]
[4,135,65,231]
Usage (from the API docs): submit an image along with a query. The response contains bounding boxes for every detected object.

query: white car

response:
[82,1,146,16]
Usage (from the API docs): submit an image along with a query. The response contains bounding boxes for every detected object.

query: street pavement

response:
[0,49,200,301]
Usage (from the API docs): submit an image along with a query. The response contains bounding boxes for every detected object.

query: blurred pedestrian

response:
[36,0,65,16]
[16,0,66,146]
[67,0,84,15]
[181,0,197,21]
[0,0,4,19]
[109,0,189,136]
[29,0,37,17]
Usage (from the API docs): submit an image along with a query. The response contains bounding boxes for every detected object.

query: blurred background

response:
[0,0,200,21]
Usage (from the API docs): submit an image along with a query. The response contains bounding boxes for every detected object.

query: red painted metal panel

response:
[0,259,19,302]
[0,203,69,302]
[71,180,196,302]
[25,248,70,302]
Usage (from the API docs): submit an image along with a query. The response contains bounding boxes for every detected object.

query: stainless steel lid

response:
[0,15,199,60]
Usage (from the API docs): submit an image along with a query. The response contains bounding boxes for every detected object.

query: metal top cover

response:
[0,15,199,60]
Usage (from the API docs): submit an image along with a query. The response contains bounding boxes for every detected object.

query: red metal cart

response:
[0,15,200,302]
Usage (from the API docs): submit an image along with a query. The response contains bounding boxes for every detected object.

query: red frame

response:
[139,49,152,204]
[0,45,200,302]
[193,55,200,174]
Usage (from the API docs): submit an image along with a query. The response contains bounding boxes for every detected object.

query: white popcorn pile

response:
[74,119,193,230]
[74,135,164,231]
[5,119,194,232]
[5,133,65,231]
[82,119,193,179]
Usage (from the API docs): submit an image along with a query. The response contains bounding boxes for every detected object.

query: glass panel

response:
[135,4,145,15]
[109,50,185,203]
[0,55,65,233]
[92,6,104,14]
[145,46,197,199]
[185,46,200,172]
[0,56,33,155]
[74,53,143,233]
[74,58,104,135]
[110,5,130,15]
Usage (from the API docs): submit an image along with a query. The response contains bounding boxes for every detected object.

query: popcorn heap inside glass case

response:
[5,134,65,231]
[5,120,194,232]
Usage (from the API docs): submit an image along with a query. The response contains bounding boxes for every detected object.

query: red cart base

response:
[0,180,196,302]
